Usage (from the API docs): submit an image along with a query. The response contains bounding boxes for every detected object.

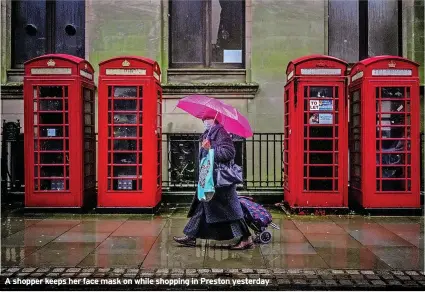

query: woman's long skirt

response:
[183,203,251,241]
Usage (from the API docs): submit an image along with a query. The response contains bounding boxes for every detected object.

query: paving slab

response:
[1,213,424,290]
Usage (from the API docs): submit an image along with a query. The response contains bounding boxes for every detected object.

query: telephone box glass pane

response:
[114,87,137,97]
[40,153,64,164]
[309,180,332,190]
[111,114,137,124]
[114,153,136,164]
[33,85,68,192]
[40,166,64,177]
[40,100,62,111]
[113,166,136,177]
[113,127,137,137]
[304,85,338,192]
[381,87,404,98]
[309,87,333,98]
[113,100,137,111]
[113,179,136,191]
[376,87,408,192]
[113,140,137,151]
[108,85,143,191]
[39,86,64,98]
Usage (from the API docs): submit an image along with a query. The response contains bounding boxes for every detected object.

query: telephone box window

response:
[375,86,410,192]
[33,85,69,191]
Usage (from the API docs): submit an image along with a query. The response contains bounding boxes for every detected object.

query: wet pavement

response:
[1,207,424,270]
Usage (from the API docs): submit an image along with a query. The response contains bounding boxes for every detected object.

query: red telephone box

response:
[97,56,162,209]
[348,56,420,209]
[284,55,349,208]
[24,54,96,208]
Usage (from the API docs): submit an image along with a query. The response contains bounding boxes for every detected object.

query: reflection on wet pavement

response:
[1,213,423,269]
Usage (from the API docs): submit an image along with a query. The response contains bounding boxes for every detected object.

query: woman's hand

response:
[202,139,211,150]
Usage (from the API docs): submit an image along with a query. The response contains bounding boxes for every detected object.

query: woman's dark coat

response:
[187,124,244,223]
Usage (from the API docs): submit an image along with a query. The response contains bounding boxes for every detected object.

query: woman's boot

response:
[230,236,254,250]
[173,235,196,247]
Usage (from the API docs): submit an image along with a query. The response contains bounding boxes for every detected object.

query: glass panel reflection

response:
[113,127,137,137]
[111,114,137,124]
[40,166,64,177]
[39,86,63,98]
[114,86,137,97]
[38,113,63,124]
[39,140,64,151]
[309,153,333,164]
[309,180,332,190]
[309,87,333,98]
[309,127,333,137]
[39,179,65,191]
[309,140,333,151]
[40,153,64,164]
[113,100,137,111]
[39,100,62,111]
[382,180,405,191]
[113,153,137,164]
[309,166,333,177]
[113,140,137,151]
[381,87,404,98]
[113,166,137,177]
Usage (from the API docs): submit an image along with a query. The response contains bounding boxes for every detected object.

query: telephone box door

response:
[348,56,420,209]
[366,82,420,207]
[97,56,162,209]
[299,82,347,207]
[98,82,147,206]
[24,54,96,208]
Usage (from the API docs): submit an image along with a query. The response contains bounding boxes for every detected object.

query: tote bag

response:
[197,149,215,202]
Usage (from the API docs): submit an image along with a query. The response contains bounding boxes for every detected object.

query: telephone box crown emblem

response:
[122,60,130,67]
[388,61,396,68]
[47,59,56,67]
[316,61,327,67]
[84,64,88,69]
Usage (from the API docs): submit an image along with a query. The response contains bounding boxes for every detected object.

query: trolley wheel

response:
[259,231,272,244]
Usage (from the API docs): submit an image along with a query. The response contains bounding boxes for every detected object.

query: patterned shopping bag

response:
[197,149,215,202]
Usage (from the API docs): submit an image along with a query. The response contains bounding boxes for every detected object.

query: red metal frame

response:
[23,54,96,207]
[97,56,162,208]
[348,55,420,208]
[284,55,349,208]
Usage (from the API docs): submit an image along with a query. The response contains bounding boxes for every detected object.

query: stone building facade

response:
[0,0,423,192]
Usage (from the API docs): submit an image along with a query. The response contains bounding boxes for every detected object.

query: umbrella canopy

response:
[176,94,253,138]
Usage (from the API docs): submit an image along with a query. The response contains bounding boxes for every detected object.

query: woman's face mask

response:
[203,119,214,130]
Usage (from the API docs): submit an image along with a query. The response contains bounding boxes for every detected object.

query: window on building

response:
[12,0,85,68]
[328,0,402,63]
[169,0,245,69]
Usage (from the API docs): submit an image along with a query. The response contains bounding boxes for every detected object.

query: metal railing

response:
[161,133,284,191]
[3,128,423,194]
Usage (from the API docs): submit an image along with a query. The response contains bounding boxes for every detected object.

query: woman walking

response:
[173,118,254,250]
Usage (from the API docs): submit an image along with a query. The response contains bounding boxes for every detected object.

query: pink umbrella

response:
[176,94,253,138]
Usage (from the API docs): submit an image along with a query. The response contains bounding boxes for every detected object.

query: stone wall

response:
[0,0,423,133]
